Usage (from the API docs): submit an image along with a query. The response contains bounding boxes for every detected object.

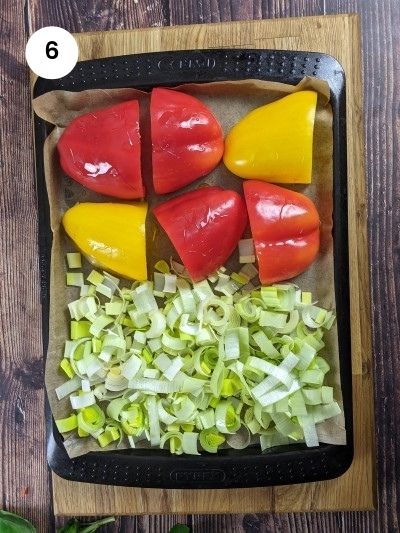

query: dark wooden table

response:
[0,0,398,531]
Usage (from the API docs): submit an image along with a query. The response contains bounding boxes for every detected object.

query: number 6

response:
[46,41,58,59]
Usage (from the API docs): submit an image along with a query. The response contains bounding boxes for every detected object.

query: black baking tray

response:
[33,49,352,489]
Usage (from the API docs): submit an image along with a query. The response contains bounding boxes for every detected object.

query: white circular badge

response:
[26,26,79,79]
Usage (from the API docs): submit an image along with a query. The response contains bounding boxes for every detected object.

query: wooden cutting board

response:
[51,14,375,514]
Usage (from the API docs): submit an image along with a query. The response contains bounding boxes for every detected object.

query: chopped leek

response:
[155,259,170,274]
[67,252,82,269]
[55,375,82,400]
[87,270,104,287]
[71,320,91,340]
[70,391,96,409]
[77,405,106,434]
[199,427,225,453]
[56,413,78,433]
[60,358,74,379]
[98,427,120,448]
[66,272,84,287]
[56,254,341,455]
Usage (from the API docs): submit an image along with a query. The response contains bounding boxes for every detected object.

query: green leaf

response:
[169,525,190,533]
[57,517,115,533]
[57,521,78,533]
[0,510,36,533]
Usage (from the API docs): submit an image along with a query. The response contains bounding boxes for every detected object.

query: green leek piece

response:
[301,291,312,305]
[98,427,120,447]
[259,310,288,329]
[87,270,104,286]
[215,401,241,434]
[77,405,105,434]
[231,272,249,285]
[161,431,183,454]
[60,358,75,378]
[260,286,280,307]
[66,272,84,287]
[91,337,102,354]
[56,413,78,433]
[199,427,225,453]
[221,376,241,397]
[105,301,124,316]
[70,320,91,340]
[302,387,322,405]
[300,369,325,386]
[155,260,170,274]
[89,315,114,337]
[142,347,153,363]
[66,252,82,269]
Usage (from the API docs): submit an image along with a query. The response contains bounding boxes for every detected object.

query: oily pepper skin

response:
[224,91,318,184]
[151,88,224,194]
[63,202,148,280]
[153,187,247,281]
[243,181,320,285]
[58,100,144,199]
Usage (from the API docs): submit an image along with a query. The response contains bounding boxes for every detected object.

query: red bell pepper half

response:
[57,100,144,199]
[153,186,247,281]
[243,181,320,285]
[151,88,224,194]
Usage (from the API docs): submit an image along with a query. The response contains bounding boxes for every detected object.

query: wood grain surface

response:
[46,12,375,518]
[0,1,53,532]
[0,0,398,531]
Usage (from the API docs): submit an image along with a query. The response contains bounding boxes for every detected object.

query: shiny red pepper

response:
[153,186,247,281]
[57,100,144,199]
[243,181,320,285]
[151,88,224,194]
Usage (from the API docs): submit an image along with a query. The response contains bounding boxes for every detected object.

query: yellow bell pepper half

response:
[223,91,318,184]
[62,202,148,281]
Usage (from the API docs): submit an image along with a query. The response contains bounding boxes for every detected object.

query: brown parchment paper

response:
[33,78,346,458]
